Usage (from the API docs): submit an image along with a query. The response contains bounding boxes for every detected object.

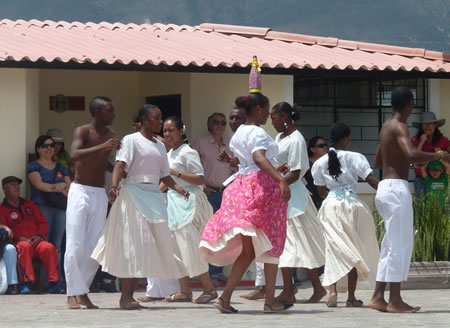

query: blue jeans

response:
[39,205,66,274]
[2,244,18,285]
[414,176,426,198]
[207,191,224,278]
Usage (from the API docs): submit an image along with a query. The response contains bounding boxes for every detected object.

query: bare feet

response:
[67,296,81,309]
[240,286,265,300]
[275,290,296,304]
[368,298,388,312]
[119,299,141,310]
[77,294,99,309]
[387,301,421,313]
[305,287,327,303]
[137,296,164,302]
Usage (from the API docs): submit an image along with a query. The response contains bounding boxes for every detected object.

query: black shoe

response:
[100,282,118,293]
[6,284,18,295]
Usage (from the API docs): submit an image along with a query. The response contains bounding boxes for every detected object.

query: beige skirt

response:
[279,191,326,269]
[170,189,212,278]
[91,187,187,279]
[319,192,379,291]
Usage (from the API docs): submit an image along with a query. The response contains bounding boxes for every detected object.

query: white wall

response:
[0,68,39,198]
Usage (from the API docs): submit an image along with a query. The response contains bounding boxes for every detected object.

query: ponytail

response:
[328,147,342,180]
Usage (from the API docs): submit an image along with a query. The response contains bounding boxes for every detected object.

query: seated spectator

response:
[0,176,64,294]
[47,129,75,179]
[0,224,18,294]
[27,135,71,275]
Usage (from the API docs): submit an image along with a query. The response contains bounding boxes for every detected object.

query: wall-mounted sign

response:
[50,95,85,112]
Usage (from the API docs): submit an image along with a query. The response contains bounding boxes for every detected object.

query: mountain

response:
[0,0,449,52]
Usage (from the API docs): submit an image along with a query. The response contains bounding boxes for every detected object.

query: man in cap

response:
[0,176,63,294]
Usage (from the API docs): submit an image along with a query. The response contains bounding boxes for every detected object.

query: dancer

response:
[369,86,450,313]
[200,92,291,313]
[311,122,380,308]
[91,104,188,310]
[271,102,327,304]
[161,116,217,304]
[65,96,120,309]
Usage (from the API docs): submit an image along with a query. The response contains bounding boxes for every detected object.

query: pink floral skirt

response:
[200,171,288,266]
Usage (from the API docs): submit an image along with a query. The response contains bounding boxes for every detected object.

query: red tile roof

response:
[1,19,449,73]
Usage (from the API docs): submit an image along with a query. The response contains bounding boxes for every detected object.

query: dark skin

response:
[70,101,120,188]
[109,108,189,310]
[317,135,379,307]
[229,108,246,133]
[67,100,120,310]
[369,100,450,314]
[2,182,43,247]
[216,102,291,313]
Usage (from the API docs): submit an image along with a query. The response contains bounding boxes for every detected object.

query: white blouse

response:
[274,130,309,178]
[116,132,170,184]
[167,144,204,188]
[311,150,372,192]
[230,125,279,176]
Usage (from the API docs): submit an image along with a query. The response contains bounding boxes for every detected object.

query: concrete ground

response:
[1,281,449,327]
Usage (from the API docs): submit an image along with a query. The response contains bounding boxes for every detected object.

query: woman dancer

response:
[161,116,217,304]
[91,104,189,309]
[270,102,327,304]
[200,93,291,313]
[311,122,380,307]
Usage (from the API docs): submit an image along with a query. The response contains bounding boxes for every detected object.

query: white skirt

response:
[170,188,212,278]
[319,192,380,291]
[279,191,326,269]
[91,186,187,279]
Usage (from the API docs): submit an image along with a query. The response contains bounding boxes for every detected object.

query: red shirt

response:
[411,135,450,177]
[0,198,48,243]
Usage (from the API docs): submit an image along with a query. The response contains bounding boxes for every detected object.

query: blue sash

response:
[126,183,168,223]
[167,185,198,230]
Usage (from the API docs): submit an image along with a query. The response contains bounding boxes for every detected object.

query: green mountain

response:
[1,0,449,52]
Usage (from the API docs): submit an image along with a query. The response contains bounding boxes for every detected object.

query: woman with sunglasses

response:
[311,122,380,308]
[27,135,71,286]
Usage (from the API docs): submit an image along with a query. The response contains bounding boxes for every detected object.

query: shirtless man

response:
[65,96,120,309]
[368,86,450,313]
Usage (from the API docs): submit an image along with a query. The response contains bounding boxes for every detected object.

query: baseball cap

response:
[428,160,443,171]
[1,176,23,186]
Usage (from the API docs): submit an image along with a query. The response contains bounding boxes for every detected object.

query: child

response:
[421,160,449,208]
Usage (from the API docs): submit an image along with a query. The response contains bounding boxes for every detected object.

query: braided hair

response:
[328,122,351,180]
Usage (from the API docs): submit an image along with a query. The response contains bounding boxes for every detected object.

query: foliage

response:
[373,193,450,262]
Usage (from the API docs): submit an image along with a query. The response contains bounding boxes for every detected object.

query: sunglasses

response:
[212,120,226,126]
[315,143,328,148]
[40,143,55,149]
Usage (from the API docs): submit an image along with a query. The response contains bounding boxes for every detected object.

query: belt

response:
[206,185,225,192]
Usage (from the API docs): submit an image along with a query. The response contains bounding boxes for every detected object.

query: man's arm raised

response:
[70,126,120,162]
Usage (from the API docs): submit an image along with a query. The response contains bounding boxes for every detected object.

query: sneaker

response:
[48,283,65,294]
[19,284,32,294]
[6,284,18,295]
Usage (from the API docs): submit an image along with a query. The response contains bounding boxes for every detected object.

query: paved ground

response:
[1,282,449,327]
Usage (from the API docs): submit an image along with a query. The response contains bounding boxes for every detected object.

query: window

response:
[294,77,427,181]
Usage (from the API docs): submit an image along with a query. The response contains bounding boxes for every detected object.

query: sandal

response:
[193,290,218,304]
[346,299,363,307]
[327,293,337,308]
[137,296,164,302]
[214,297,238,314]
[164,291,193,302]
[263,301,293,313]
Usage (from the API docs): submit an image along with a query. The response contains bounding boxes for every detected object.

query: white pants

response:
[255,262,284,287]
[65,183,108,296]
[375,179,413,283]
[145,277,179,297]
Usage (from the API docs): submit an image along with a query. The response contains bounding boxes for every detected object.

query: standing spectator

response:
[27,135,71,274]
[411,112,450,196]
[47,129,75,179]
[0,176,63,294]
[0,223,18,294]
[193,112,233,284]
[304,136,328,210]
[229,107,246,133]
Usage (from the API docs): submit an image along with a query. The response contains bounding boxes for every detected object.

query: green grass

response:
[373,193,450,262]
